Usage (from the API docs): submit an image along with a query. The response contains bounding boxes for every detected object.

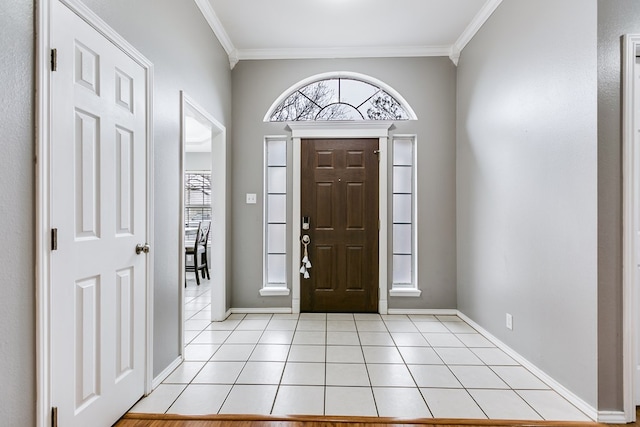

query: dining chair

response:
[185,220,211,286]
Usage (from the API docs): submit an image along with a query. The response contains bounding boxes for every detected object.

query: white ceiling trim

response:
[450,0,503,65]
[193,0,239,68]
[237,45,452,62]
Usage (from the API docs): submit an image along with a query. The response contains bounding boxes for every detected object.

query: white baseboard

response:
[456,311,598,422]
[387,308,458,316]
[231,307,292,314]
[151,355,182,390]
[597,411,628,424]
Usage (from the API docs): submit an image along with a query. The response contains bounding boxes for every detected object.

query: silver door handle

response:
[135,243,150,255]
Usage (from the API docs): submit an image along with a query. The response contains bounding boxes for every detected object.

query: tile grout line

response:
[157,301,588,421]
[269,313,300,415]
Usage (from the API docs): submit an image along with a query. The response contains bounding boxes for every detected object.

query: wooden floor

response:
[114,413,605,427]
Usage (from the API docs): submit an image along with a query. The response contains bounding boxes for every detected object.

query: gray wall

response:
[0,0,234,416]
[597,0,640,412]
[0,1,36,425]
[80,0,232,377]
[456,0,598,407]
[186,152,213,171]
[231,57,457,310]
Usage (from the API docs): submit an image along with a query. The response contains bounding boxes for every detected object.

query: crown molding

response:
[237,45,452,61]
[451,0,503,65]
[195,0,502,68]
[193,0,238,68]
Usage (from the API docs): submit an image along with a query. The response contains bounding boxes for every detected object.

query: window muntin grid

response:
[184,172,212,235]
[264,138,288,287]
[392,137,416,289]
[269,78,410,122]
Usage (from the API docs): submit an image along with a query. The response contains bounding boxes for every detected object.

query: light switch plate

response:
[246,193,257,204]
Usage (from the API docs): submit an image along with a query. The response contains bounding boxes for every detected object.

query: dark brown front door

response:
[301,138,379,312]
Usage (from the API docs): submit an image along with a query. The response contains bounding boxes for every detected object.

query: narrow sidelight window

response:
[391,136,418,294]
[262,137,289,295]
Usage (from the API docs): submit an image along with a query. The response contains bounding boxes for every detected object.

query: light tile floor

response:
[130,279,592,421]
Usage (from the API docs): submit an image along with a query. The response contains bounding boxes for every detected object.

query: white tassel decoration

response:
[300,236,312,279]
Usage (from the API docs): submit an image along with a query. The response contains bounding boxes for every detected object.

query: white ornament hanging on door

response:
[300,235,312,279]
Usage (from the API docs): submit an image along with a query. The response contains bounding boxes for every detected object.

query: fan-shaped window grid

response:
[269,78,410,122]
[185,172,212,243]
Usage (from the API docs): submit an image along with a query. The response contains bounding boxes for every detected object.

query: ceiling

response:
[195,0,503,68]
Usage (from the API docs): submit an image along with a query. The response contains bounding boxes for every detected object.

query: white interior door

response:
[50,1,149,425]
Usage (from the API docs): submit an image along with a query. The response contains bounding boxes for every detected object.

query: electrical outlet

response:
[246,193,257,204]
[506,313,513,330]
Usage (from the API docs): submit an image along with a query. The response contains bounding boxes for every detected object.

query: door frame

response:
[289,122,392,314]
[36,1,155,426]
[623,33,640,424]
[179,91,228,333]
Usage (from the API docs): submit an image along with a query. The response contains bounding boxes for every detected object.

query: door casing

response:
[36,1,154,426]
[623,34,640,424]
[290,122,391,314]
[179,91,228,361]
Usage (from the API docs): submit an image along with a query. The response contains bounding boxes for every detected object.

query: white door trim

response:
[623,33,640,424]
[36,1,154,426]
[288,122,391,314]
[179,91,228,329]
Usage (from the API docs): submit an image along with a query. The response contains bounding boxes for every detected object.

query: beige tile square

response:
[167,384,231,415]
[362,346,404,363]
[397,346,443,365]
[236,361,285,384]
[272,386,325,415]
[326,345,364,363]
[281,362,325,385]
[408,365,462,388]
[421,388,486,419]
[326,363,370,386]
[192,361,244,384]
[219,385,278,414]
[469,389,542,420]
[287,345,325,362]
[373,387,432,418]
[367,364,415,387]
[164,361,205,384]
[249,344,290,362]
[325,386,377,416]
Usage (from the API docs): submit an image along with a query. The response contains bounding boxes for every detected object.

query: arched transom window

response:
[266,73,416,122]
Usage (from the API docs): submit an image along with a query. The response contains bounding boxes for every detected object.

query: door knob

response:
[135,243,150,255]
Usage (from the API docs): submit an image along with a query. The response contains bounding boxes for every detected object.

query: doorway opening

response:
[290,122,392,314]
[179,92,228,358]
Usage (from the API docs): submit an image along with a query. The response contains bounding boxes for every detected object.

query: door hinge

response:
[51,48,57,72]
[51,228,58,251]
[51,407,58,427]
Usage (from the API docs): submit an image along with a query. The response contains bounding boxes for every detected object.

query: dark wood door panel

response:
[301,138,379,313]
[346,182,365,230]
